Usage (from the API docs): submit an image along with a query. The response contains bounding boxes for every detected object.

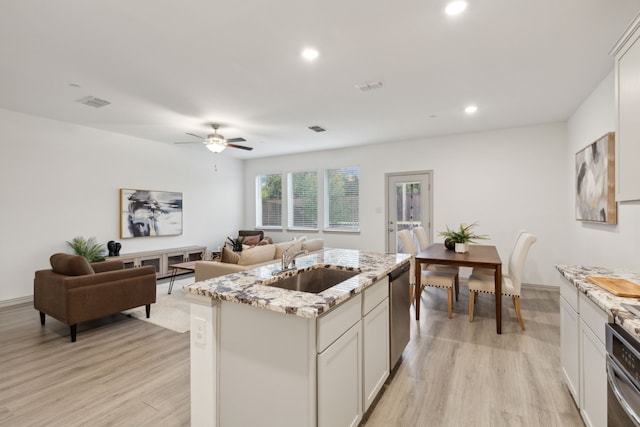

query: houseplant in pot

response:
[438,222,489,253]
[66,236,107,262]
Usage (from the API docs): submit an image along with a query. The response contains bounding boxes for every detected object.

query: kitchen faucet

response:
[279,247,308,272]
[270,246,309,276]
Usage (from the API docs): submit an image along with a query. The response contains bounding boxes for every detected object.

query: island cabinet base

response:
[189,277,393,427]
[190,294,317,427]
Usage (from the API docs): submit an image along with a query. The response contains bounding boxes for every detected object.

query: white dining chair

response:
[471,229,526,277]
[412,226,460,300]
[398,230,458,319]
[467,232,537,330]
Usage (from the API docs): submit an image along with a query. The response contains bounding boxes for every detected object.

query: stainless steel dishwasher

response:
[389,261,411,369]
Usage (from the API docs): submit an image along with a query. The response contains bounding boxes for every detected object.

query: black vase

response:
[114,242,122,256]
[444,238,455,251]
[107,241,116,257]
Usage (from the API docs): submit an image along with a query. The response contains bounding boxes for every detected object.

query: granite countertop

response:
[556,264,640,340]
[184,248,411,318]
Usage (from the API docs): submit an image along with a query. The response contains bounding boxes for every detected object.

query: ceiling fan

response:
[175,124,253,153]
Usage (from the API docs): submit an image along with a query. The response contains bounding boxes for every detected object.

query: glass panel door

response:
[386,172,432,253]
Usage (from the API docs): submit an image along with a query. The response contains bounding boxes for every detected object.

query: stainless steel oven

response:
[606,323,640,426]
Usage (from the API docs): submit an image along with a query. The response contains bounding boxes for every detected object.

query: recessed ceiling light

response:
[445,1,467,16]
[465,105,478,114]
[301,48,319,61]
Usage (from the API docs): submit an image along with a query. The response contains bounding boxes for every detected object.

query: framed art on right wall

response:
[575,132,617,224]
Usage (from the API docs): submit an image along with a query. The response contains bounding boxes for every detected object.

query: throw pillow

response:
[302,238,324,252]
[242,234,261,246]
[221,247,240,264]
[238,245,276,266]
[50,253,95,276]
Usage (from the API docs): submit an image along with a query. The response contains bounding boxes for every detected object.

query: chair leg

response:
[39,311,45,325]
[146,304,151,318]
[70,325,77,342]
[513,296,526,330]
[447,288,453,319]
[409,284,415,306]
[454,275,459,302]
[469,290,476,322]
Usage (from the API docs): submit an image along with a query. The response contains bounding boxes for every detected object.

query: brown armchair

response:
[34,253,157,342]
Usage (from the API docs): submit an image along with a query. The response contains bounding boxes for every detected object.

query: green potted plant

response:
[66,236,107,262]
[438,222,489,253]
[226,236,245,252]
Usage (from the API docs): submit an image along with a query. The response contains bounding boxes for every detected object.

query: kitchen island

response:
[184,248,411,427]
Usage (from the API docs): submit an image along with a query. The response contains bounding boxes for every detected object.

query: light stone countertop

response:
[556,264,640,341]
[184,248,411,318]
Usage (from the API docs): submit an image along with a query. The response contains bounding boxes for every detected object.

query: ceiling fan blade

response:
[186,132,204,139]
[226,137,247,143]
[226,143,254,151]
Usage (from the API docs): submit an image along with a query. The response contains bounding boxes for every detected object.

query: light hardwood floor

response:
[0,282,583,427]
[364,284,584,427]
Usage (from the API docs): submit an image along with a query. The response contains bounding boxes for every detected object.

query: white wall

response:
[244,122,568,286]
[0,108,244,303]
[566,71,640,269]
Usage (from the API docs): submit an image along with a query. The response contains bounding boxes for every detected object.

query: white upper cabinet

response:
[613,13,640,201]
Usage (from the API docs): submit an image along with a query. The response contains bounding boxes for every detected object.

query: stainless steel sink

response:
[262,266,360,294]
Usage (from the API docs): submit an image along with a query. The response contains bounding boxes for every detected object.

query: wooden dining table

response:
[415,243,503,334]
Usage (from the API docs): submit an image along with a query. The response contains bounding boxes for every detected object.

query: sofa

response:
[34,253,157,342]
[195,238,324,282]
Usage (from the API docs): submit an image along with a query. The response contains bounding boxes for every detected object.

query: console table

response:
[107,245,206,279]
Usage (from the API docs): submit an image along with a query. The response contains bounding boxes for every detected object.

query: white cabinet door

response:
[580,318,607,427]
[615,17,640,201]
[363,298,389,411]
[318,321,362,427]
[560,296,580,403]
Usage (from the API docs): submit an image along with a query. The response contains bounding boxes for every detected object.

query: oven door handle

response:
[607,355,640,427]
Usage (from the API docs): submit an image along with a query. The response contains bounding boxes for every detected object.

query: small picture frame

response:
[575,132,617,224]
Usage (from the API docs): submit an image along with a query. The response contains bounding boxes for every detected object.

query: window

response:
[256,173,282,228]
[325,167,359,231]
[287,171,318,229]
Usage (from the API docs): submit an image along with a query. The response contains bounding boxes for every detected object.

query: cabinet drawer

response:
[578,292,609,345]
[363,277,389,315]
[560,278,579,312]
[317,294,362,354]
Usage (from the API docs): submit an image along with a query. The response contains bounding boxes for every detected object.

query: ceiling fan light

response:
[206,143,226,153]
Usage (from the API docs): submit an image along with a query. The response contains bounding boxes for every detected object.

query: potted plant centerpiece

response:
[438,222,489,254]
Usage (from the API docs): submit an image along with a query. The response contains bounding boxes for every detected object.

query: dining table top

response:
[415,243,501,267]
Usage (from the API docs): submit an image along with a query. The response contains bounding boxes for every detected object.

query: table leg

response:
[168,267,178,295]
[495,264,502,334]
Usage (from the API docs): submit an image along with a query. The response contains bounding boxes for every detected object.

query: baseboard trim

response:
[0,295,32,308]
[522,282,558,291]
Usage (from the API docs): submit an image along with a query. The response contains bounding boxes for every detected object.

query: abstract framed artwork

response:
[120,189,183,238]
[575,132,617,224]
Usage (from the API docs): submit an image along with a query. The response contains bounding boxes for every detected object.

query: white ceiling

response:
[1,0,639,159]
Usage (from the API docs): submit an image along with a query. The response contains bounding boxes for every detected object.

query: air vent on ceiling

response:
[308,125,326,133]
[77,96,111,108]
[355,81,383,92]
